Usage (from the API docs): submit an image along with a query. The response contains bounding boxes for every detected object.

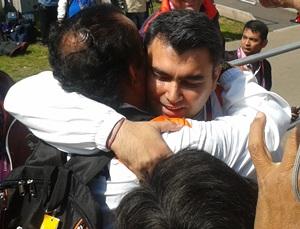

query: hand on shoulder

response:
[110,119,182,180]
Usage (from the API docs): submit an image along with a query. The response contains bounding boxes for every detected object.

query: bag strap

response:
[65,151,114,185]
[25,140,67,167]
[44,166,70,212]
[45,151,114,211]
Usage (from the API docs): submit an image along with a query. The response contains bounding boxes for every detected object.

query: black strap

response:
[45,166,70,212]
[24,140,67,166]
[65,151,114,185]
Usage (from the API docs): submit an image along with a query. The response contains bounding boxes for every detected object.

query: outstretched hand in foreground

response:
[259,0,300,10]
[249,112,300,229]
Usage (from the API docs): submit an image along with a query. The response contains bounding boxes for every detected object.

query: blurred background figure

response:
[57,0,96,23]
[38,0,58,45]
[125,0,147,29]
[290,11,300,23]
[141,0,222,42]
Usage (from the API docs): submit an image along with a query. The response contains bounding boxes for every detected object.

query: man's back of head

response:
[48,4,145,108]
[116,149,258,229]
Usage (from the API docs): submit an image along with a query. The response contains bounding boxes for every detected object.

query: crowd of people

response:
[0,0,300,228]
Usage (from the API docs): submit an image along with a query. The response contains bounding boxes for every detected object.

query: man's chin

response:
[242,49,252,56]
[161,108,186,118]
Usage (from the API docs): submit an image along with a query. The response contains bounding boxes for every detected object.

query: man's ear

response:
[129,64,138,85]
[212,65,222,89]
[262,39,268,48]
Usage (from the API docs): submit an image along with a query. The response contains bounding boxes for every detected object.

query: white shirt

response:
[57,0,68,21]
[4,68,291,210]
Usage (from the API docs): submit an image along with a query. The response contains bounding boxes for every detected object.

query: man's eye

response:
[152,71,170,82]
[181,81,203,88]
[152,70,160,77]
[158,76,171,82]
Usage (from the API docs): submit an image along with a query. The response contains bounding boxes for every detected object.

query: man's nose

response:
[166,82,183,104]
[245,39,251,45]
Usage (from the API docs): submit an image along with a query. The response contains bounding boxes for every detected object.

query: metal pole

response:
[229,41,300,66]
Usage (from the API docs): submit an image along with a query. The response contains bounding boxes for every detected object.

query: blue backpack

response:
[67,0,95,18]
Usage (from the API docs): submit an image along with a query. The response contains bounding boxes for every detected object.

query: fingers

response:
[282,124,300,167]
[131,149,171,182]
[151,120,183,133]
[259,0,294,8]
[248,112,272,176]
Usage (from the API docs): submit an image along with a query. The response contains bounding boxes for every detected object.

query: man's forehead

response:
[147,36,214,64]
[243,28,262,38]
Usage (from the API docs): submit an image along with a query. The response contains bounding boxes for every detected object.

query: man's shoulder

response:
[11,71,58,95]
[262,59,271,67]
[26,71,55,82]
[224,50,238,61]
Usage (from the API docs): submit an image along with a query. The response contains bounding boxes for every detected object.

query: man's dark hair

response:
[48,4,145,108]
[244,20,269,41]
[144,10,224,66]
[116,149,258,229]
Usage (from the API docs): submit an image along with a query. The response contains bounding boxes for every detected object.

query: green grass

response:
[220,17,244,41]
[0,12,244,82]
[0,43,50,81]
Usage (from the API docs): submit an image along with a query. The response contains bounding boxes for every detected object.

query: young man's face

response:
[170,0,203,11]
[241,28,267,56]
[146,37,219,118]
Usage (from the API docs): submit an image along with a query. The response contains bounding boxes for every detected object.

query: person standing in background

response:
[225,20,272,90]
[125,0,147,29]
[38,0,58,45]
[141,0,220,33]
[57,0,96,23]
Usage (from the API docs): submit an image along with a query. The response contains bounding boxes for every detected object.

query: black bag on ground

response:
[0,138,113,229]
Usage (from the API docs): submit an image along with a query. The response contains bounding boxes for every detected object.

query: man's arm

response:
[220,67,290,142]
[5,70,290,178]
[4,71,124,154]
[4,72,181,178]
